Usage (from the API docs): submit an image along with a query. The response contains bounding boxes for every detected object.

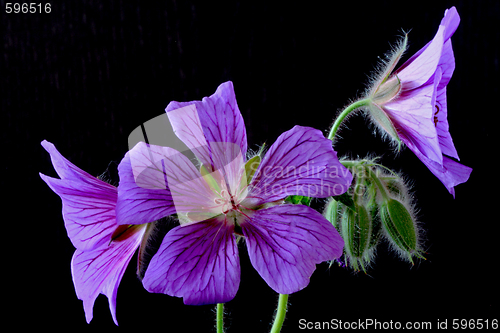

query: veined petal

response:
[40,175,117,251]
[40,140,118,251]
[241,204,343,294]
[396,25,445,90]
[435,85,459,160]
[117,144,175,225]
[166,81,248,171]
[244,126,352,207]
[143,217,240,305]
[384,83,442,164]
[71,224,147,325]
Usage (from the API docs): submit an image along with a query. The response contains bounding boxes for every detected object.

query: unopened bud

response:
[380,198,421,262]
[341,204,372,272]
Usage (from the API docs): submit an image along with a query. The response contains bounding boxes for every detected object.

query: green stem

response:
[216,303,224,333]
[270,294,289,333]
[327,99,371,141]
[365,165,390,201]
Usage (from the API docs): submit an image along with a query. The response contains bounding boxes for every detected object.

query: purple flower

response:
[40,140,147,325]
[366,7,472,197]
[117,81,353,304]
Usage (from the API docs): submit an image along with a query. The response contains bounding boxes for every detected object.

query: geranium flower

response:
[116,81,352,304]
[40,140,147,325]
[366,7,472,197]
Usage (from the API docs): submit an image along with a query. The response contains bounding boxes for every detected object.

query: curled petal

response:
[245,126,352,207]
[411,151,472,198]
[241,204,343,294]
[71,225,146,325]
[142,217,240,305]
[40,140,117,251]
[41,140,108,188]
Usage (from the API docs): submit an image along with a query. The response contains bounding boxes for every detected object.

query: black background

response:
[4,0,498,331]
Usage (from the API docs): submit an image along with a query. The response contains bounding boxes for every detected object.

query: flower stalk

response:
[270,293,289,333]
[216,303,224,333]
[328,99,370,141]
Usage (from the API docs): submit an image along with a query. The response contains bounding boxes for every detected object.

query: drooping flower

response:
[365,7,472,197]
[116,81,353,304]
[40,140,147,325]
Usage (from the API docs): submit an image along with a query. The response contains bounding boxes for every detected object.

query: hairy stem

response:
[328,99,370,141]
[216,303,224,333]
[270,293,289,333]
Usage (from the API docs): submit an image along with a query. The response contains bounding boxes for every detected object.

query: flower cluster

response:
[41,6,471,331]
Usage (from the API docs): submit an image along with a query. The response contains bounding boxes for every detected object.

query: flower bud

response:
[379,198,421,262]
[341,204,372,272]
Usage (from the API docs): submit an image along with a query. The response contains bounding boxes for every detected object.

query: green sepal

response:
[244,155,261,184]
[200,164,221,194]
[324,198,340,230]
[367,102,402,151]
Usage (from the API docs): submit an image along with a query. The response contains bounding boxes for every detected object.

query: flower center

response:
[214,189,239,214]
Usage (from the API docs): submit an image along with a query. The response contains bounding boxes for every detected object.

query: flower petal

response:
[71,224,146,325]
[165,81,248,171]
[412,151,472,198]
[384,83,442,164]
[440,7,460,42]
[41,140,107,188]
[116,143,176,225]
[142,217,240,305]
[240,204,343,294]
[40,141,118,251]
[244,126,352,207]
[397,25,445,90]
[40,175,117,251]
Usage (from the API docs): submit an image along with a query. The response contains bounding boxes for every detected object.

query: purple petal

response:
[397,25,445,90]
[408,144,471,197]
[165,104,213,168]
[40,175,117,251]
[116,143,176,225]
[241,204,343,294]
[435,79,460,160]
[440,7,460,42]
[142,217,240,305]
[41,140,107,188]
[384,82,442,164]
[40,141,118,251]
[71,224,146,325]
[244,126,352,207]
[166,81,248,170]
